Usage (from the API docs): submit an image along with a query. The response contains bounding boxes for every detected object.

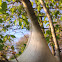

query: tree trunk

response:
[10,0,59,62]
[39,0,61,62]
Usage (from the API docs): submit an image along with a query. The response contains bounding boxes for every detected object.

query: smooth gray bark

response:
[10,0,59,62]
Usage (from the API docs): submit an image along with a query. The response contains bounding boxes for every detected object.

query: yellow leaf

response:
[0,0,2,6]
[12,0,16,2]
[21,25,23,29]
[31,2,33,6]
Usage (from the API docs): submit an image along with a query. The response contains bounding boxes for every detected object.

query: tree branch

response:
[39,0,61,62]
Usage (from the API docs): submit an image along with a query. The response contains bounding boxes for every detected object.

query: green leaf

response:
[0,44,4,51]
[0,39,3,43]
[0,19,3,23]
[10,8,15,14]
[53,22,57,24]
[19,51,21,55]
[55,24,60,29]
[57,28,59,32]
[0,9,2,14]
[24,44,26,46]
[46,24,49,27]
[50,3,53,6]
[46,30,51,35]
[56,11,59,14]
[37,5,41,11]
[24,19,29,25]
[37,2,40,5]
[35,0,38,4]
[44,16,46,21]
[7,0,11,2]
[3,35,8,42]
[44,34,47,37]
[2,28,6,32]
[19,20,22,26]
[0,35,3,38]
[11,45,14,50]
[44,20,48,24]
[60,16,62,21]
[11,35,16,38]
[45,37,50,43]
[56,34,60,40]
[6,25,10,28]
[2,2,7,11]
[55,11,59,18]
